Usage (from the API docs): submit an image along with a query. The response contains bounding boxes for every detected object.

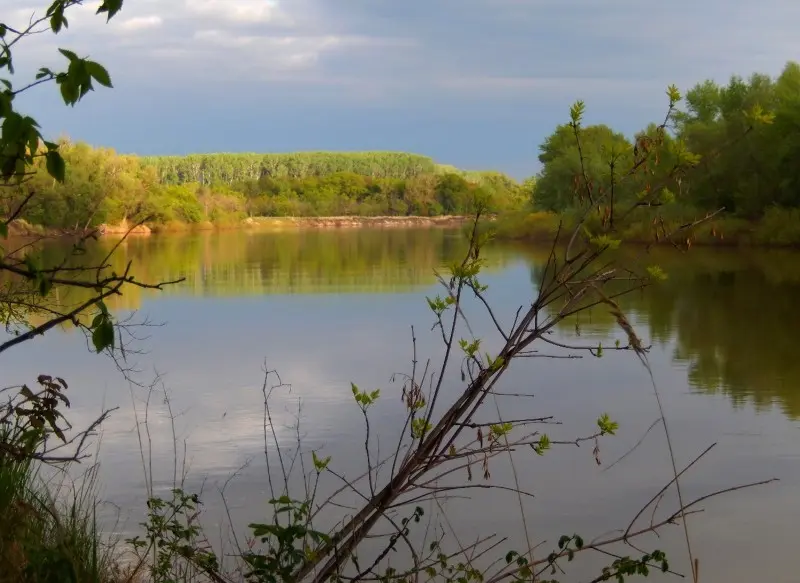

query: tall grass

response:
[0,455,124,583]
[0,406,124,583]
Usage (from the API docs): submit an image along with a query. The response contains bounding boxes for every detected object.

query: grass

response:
[0,453,125,583]
[0,386,127,583]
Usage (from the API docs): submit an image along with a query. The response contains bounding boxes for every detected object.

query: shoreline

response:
[5,215,475,238]
[7,212,800,248]
[242,215,473,230]
[490,211,800,249]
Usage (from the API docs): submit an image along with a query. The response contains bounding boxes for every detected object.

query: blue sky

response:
[6,0,800,178]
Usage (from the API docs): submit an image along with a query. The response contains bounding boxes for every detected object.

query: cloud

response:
[185,0,290,25]
[118,15,163,32]
[5,0,798,91]
[3,0,798,176]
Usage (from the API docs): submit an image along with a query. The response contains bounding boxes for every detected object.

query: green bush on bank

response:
[494,207,800,247]
[506,61,800,248]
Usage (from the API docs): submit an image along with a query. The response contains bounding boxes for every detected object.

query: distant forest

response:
[2,149,530,229]
[3,62,798,236]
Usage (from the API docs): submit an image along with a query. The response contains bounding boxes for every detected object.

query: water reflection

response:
[12,232,800,421]
[2,232,799,582]
[31,228,514,302]
[526,246,800,419]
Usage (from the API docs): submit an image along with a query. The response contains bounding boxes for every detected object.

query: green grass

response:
[0,433,125,583]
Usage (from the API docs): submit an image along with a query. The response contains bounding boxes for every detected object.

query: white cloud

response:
[185,0,290,25]
[118,15,163,32]
[2,0,798,105]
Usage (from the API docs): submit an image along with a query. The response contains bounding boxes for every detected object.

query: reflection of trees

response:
[528,246,800,418]
[9,229,517,323]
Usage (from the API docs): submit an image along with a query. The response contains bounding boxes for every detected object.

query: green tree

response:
[534,124,633,212]
[0,0,177,356]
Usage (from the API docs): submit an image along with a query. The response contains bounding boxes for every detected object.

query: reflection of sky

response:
[2,254,799,581]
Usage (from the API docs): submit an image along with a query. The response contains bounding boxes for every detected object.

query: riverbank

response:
[492,208,800,248]
[242,215,472,230]
[4,215,475,238]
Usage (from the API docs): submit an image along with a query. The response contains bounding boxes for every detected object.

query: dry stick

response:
[362,405,375,497]
[325,468,421,583]
[0,277,123,353]
[590,547,686,580]
[602,417,662,473]
[345,537,506,583]
[624,443,716,539]
[456,416,555,429]
[301,196,718,581]
[404,483,536,503]
[218,459,253,562]
[262,368,290,497]
[0,256,184,291]
[2,189,37,226]
[391,326,418,479]
[430,494,472,573]
[420,211,484,438]
[641,356,697,582]
[589,277,697,578]
[491,397,535,573]
[285,399,306,481]
[485,479,775,583]
[300,366,505,582]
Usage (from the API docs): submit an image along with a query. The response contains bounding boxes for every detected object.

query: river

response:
[3,227,799,581]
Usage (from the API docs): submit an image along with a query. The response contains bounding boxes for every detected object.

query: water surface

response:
[3,229,799,581]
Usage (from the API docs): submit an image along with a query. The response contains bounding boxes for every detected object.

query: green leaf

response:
[92,318,115,353]
[38,276,52,297]
[569,100,586,125]
[59,79,79,105]
[86,61,112,88]
[0,222,7,239]
[45,150,66,182]
[24,254,40,274]
[96,0,124,20]
[79,80,93,98]
[50,12,68,33]
[589,235,622,250]
[666,84,682,105]
[58,48,80,62]
[597,413,619,436]
[646,265,668,282]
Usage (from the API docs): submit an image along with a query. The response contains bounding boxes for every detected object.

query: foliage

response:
[0,3,779,583]
[0,2,179,581]
[519,61,800,245]
[126,488,219,583]
[112,87,773,583]
[3,144,525,227]
[0,376,120,583]
[142,151,440,183]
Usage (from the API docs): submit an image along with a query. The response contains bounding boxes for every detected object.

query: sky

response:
[5,0,800,178]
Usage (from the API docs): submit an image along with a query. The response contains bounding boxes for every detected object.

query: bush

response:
[753,206,800,246]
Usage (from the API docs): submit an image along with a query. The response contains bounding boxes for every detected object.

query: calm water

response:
[3,228,800,581]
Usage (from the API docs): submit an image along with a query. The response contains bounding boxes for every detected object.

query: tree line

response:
[2,146,529,230]
[526,61,800,244]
